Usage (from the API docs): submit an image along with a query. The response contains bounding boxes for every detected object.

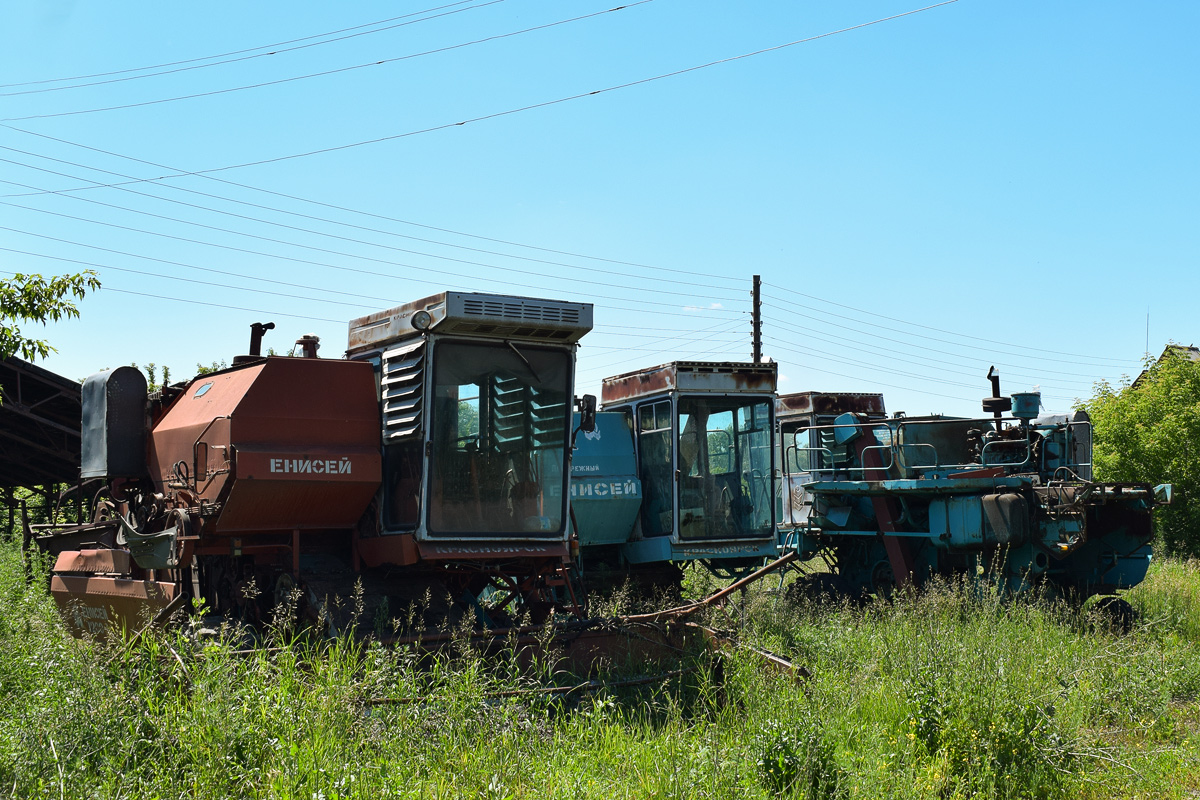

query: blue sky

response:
[1,0,1195,417]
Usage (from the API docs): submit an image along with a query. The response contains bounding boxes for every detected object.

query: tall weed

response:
[2,540,1199,798]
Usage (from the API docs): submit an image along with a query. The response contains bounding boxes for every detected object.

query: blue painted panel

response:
[623,535,777,564]
[1099,545,1152,588]
[623,535,673,563]
[571,411,642,547]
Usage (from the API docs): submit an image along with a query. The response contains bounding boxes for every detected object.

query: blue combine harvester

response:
[776,370,1170,603]
[570,361,779,593]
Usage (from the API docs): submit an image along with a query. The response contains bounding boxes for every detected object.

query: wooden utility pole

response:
[751,274,762,363]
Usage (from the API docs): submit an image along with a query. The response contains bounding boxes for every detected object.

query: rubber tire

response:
[1092,595,1137,634]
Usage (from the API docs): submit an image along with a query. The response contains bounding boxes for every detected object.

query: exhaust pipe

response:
[233,321,275,365]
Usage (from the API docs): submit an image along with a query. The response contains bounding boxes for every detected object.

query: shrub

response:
[756,714,842,798]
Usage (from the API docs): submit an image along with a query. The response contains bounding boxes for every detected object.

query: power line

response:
[761,301,1128,375]
[589,327,742,340]
[583,337,765,382]
[0,273,348,323]
[583,332,745,358]
[704,339,755,358]
[0,147,746,295]
[42,282,746,351]
[764,311,1100,390]
[0,4,964,292]
[582,340,743,354]
[0,176,742,307]
[592,323,740,334]
[578,318,747,375]
[761,333,1015,392]
[0,245,378,309]
[763,338,978,404]
[99,287,347,323]
[0,0,502,93]
[0,218,747,322]
[0,119,1132,376]
[0,196,742,314]
[1,1,963,161]
[0,123,745,284]
[764,284,1135,367]
[4,139,1119,385]
[0,224,401,305]
[4,0,1113,383]
[14,239,757,329]
[764,338,1083,407]
[762,334,986,391]
[1,2,653,118]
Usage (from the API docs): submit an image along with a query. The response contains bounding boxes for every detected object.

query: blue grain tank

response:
[570,411,642,547]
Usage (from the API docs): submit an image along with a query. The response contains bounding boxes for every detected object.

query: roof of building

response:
[0,357,82,488]
[1132,344,1200,388]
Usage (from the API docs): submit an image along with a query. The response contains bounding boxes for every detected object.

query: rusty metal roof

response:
[0,357,83,487]
[601,361,778,405]
[775,391,887,421]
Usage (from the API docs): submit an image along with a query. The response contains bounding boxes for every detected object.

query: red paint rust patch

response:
[602,362,777,405]
[776,392,886,419]
[53,549,132,575]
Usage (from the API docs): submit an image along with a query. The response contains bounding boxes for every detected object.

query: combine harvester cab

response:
[572,361,779,590]
[42,291,594,636]
[777,371,1170,600]
[346,291,593,621]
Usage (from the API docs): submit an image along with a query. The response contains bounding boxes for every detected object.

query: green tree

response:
[1083,347,1200,556]
[458,398,480,445]
[0,271,100,361]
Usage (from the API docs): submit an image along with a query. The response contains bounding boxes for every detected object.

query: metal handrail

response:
[780,414,1095,479]
[781,421,894,479]
[896,442,939,469]
[979,438,1034,469]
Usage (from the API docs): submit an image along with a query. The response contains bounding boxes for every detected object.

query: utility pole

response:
[751,274,762,363]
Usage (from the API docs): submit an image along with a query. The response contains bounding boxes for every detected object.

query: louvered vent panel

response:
[818,429,838,468]
[382,341,425,440]
[461,298,581,325]
[531,393,567,448]
[490,376,527,453]
[488,377,566,452]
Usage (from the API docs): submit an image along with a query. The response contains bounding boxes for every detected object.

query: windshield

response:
[677,396,774,540]
[780,420,811,474]
[427,340,571,536]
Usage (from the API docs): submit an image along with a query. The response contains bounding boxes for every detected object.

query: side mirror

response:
[577,394,597,434]
[194,441,209,483]
[1154,484,1173,505]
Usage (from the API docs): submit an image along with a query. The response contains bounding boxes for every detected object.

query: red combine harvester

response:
[37,291,594,635]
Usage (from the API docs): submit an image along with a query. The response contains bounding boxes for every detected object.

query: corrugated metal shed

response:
[0,357,82,487]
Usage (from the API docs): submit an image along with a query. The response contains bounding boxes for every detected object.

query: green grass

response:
[2,545,1198,799]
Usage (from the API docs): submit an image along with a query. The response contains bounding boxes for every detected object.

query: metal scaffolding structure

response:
[0,356,83,537]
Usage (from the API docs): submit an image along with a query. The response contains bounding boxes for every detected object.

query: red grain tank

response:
[50,350,382,632]
[148,357,381,534]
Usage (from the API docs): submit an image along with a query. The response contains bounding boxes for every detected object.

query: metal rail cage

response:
[775,396,1158,598]
[776,392,887,533]
[781,411,1093,486]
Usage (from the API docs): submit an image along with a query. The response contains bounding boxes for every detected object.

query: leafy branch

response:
[0,271,101,361]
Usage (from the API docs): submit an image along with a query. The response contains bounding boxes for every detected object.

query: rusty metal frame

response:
[0,356,82,489]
